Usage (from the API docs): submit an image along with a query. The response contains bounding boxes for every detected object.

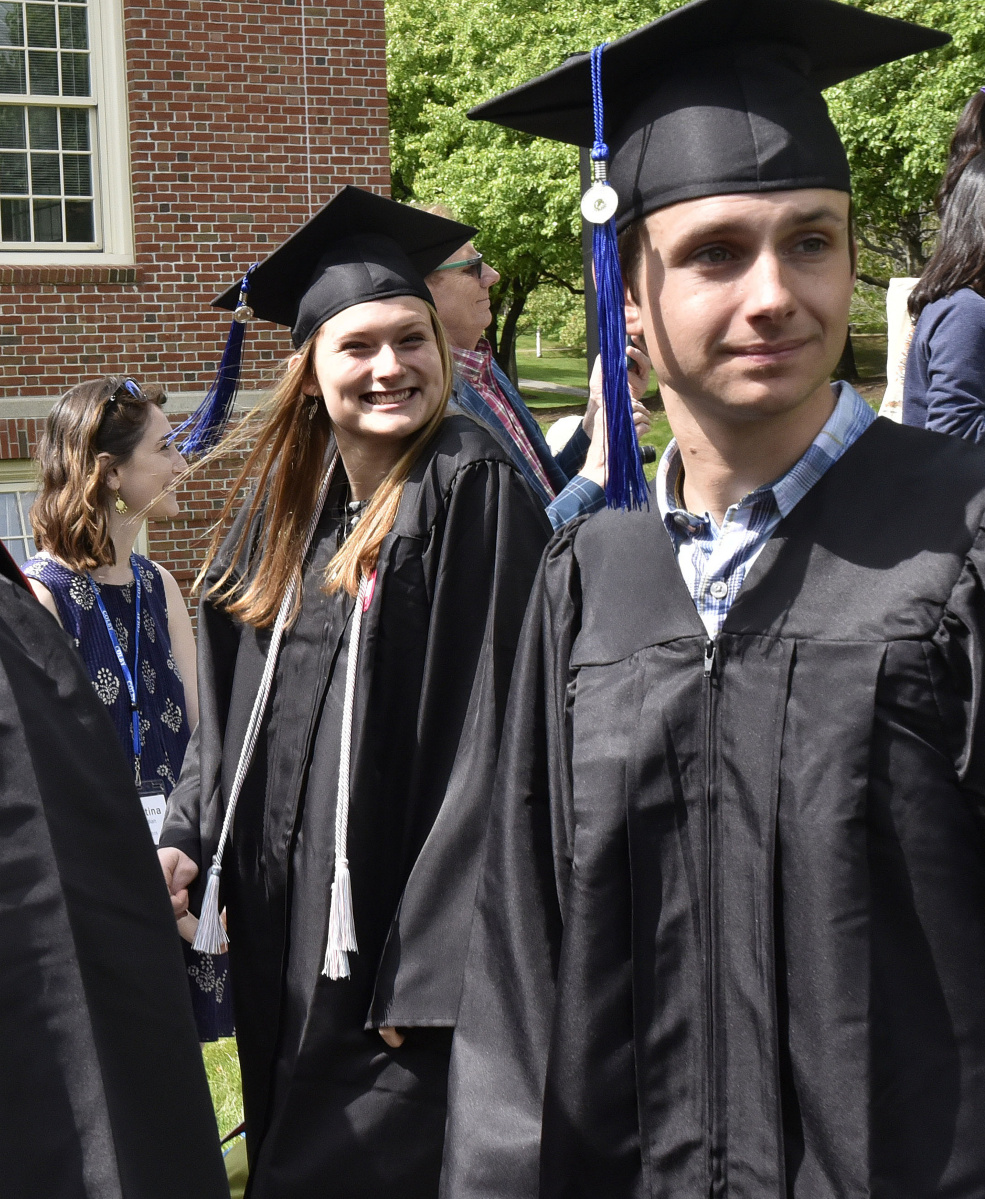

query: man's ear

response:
[625,286,645,339]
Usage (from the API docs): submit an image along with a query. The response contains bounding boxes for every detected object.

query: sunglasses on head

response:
[434,253,484,281]
[108,378,147,405]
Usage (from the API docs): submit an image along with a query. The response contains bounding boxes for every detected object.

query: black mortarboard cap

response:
[213,186,476,348]
[470,0,949,229]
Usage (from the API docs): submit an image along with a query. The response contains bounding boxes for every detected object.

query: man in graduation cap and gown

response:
[440,2,985,1196]
[0,539,228,1198]
[158,188,552,1198]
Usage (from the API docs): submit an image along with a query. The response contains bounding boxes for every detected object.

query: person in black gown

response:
[441,3,985,1198]
[157,188,552,1197]
[0,540,227,1199]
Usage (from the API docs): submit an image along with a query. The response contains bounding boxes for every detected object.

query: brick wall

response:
[0,0,391,603]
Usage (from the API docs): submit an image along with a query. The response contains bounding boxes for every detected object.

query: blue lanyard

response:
[90,556,142,783]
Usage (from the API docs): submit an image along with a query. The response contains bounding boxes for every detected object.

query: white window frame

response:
[0,0,133,264]
[0,458,147,561]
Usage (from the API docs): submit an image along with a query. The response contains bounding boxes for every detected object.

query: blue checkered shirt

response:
[656,382,875,637]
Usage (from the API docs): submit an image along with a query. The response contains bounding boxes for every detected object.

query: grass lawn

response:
[203,1038,244,1138]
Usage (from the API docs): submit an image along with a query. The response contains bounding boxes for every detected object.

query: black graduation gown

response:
[161,415,551,1197]
[442,418,985,1199]
[0,545,228,1199]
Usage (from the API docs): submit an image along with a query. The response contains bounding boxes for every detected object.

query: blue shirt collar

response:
[656,381,875,532]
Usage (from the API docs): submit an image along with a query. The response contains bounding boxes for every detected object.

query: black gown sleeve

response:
[439,525,583,1199]
[0,575,228,1198]
[368,457,554,1026]
[932,521,985,804]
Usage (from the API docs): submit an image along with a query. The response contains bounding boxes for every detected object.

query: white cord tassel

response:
[323,572,370,979]
[193,864,227,954]
[192,454,338,955]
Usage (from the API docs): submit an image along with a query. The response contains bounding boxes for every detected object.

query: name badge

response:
[138,783,167,845]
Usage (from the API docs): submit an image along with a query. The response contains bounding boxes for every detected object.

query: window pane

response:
[57,4,86,49]
[1,196,29,237]
[30,149,57,192]
[27,103,54,146]
[27,48,57,93]
[7,539,29,565]
[0,106,24,147]
[64,195,89,239]
[0,150,26,190]
[32,195,60,238]
[61,149,86,193]
[0,4,24,47]
[59,104,85,148]
[26,5,55,47]
[0,492,18,537]
[0,49,25,92]
[59,49,86,95]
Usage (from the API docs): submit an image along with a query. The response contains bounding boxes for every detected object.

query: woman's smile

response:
[360,386,418,408]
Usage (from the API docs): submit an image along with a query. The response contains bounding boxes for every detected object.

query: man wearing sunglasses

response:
[426,239,652,529]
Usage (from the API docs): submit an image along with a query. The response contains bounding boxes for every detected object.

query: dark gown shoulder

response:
[394,413,548,539]
[561,417,985,658]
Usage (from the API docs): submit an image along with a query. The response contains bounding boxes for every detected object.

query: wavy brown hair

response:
[31,376,166,572]
[194,302,453,627]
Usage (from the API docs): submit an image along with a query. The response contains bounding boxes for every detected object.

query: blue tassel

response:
[172,265,257,456]
[588,46,648,511]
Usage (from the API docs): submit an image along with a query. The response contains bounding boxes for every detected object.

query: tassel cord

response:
[322,570,370,980]
[192,452,339,954]
[173,265,259,456]
[588,44,649,512]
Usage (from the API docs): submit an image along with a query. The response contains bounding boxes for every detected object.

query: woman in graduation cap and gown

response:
[441,3,985,1198]
[157,188,552,1198]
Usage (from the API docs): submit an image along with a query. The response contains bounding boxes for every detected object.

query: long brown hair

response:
[196,302,453,627]
[31,376,166,572]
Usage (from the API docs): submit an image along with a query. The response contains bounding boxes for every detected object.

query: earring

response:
[114,493,128,515]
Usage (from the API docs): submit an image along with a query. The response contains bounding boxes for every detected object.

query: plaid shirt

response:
[656,382,876,637]
[452,340,557,500]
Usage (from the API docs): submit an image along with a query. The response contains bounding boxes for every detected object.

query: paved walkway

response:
[518,377,589,398]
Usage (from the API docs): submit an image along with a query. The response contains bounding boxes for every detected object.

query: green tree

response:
[387,0,985,364]
[385,0,681,379]
[828,0,985,284]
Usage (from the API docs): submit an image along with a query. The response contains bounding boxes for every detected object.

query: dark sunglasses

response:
[434,253,484,281]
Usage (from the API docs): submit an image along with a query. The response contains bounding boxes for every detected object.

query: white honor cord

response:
[322,569,370,980]
[193,453,339,955]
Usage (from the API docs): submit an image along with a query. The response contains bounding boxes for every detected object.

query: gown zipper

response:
[703,637,723,1197]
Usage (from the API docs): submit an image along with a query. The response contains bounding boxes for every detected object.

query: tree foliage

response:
[820,1,984,280]
[385,0,682,376]
[386,0,985,367]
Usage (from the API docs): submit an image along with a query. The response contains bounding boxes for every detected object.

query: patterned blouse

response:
[23,551,234,1042]
[23,552,190,790]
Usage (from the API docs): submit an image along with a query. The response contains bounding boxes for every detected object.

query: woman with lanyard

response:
[156,188,552,1197]
[23,376,234,1042]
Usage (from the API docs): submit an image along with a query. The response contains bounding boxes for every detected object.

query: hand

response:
[583,345,653,438]
[379,1027,405,1048]
[177,912,199,944]
[579,387,653,492]
[158,846,199,920]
